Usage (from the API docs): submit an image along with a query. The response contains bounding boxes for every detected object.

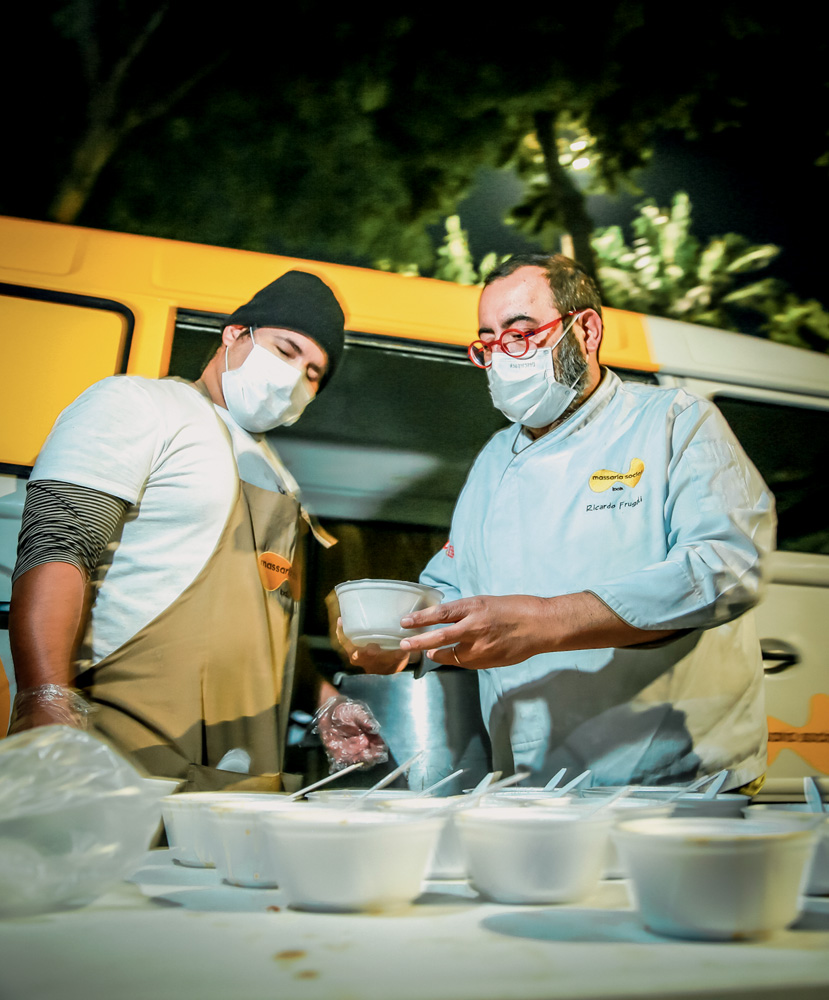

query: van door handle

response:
[761,638,800,673]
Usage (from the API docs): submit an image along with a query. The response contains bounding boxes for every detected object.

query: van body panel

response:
[601,307,657,372]
[1,215,656,361]
[665,375,829,792]
[646,313,829,397]
[757,570,829,779]
[124,301,177,379]
[1,216,657,469]
[1,295,128,466]
[0,216,83,276]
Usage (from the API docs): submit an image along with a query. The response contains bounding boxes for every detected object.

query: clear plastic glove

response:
[8,684,94,735]
[311,695,389,772]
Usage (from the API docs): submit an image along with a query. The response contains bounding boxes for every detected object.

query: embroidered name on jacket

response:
[589,458,644,493]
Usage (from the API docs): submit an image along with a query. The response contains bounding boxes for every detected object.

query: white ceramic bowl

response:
[259,807,443,911]
[334,578,443,649]
[614,816,819,940]
[745,805,829,895]
[456,805,613,904]
[207,797,309,887]
[161,792,288,868]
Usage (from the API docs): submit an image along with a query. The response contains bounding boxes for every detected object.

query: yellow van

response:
[1,215,827,797]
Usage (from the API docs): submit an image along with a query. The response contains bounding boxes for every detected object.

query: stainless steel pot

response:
[334,668,492,795]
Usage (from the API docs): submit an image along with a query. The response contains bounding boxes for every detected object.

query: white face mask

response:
[221,331,314,433]
[486,319,581,429]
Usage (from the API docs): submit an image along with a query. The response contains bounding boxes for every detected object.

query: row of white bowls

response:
[160,787,829,939]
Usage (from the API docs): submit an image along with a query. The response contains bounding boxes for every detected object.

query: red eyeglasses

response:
[468,312,578,369]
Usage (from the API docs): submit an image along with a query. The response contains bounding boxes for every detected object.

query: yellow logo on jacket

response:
[258,551,292,592]
[589,458,645,493]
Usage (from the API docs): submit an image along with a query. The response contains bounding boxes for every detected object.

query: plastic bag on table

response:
[311,695,389,772]
[0,725,169,917]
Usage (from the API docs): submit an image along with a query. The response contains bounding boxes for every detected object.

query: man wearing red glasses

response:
[345,253,774,793]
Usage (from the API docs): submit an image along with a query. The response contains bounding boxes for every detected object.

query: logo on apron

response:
[589,458,644,493]
[258,551,292,592]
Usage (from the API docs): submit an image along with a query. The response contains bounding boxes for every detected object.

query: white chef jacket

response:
[421,370,775,788]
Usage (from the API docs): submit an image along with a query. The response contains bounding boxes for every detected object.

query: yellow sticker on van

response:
[767,694,829,775]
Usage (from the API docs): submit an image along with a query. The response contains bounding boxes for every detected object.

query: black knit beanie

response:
[227,270,346,390]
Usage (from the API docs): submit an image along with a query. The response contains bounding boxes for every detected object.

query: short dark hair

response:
[484,253,602,319]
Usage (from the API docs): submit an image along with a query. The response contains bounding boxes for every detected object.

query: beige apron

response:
[76,415,312,792]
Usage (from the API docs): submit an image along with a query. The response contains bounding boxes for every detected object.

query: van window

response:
[167,311,509,528]
[714,396,829,555]
[167,311,224,378]
[0,287,132,469]
[167,312,659,528]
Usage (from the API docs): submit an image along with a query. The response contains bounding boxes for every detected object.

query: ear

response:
[221,324,249,348]
[577,309,603,356]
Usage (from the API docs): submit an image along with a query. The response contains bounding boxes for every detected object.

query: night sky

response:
[2,9,824,314]
[455,128,827,308]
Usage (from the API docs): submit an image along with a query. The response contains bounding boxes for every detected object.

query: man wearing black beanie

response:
[10,270,346,793]
[224,270,345,389]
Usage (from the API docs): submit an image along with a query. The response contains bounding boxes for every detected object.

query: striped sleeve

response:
[12,480,129,584]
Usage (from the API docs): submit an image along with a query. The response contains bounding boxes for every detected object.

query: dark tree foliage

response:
[3,4,826,273]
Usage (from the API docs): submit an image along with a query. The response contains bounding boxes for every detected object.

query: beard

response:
[552,329,590,422]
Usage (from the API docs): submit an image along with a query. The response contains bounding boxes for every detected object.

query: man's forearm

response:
[399,590,678,670]
[544,591,678,651]
[9,562,88,693]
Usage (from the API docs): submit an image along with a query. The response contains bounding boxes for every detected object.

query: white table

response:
[1,849,828,1000]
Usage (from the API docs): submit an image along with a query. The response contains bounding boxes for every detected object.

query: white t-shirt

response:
[31,376,288,666]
